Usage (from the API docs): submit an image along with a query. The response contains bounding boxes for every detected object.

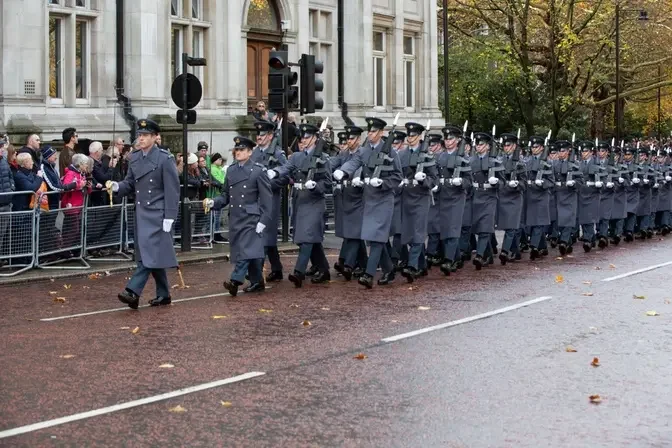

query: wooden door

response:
[247,41,276,114]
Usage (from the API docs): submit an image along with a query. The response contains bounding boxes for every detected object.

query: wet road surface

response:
[1,239,672,447]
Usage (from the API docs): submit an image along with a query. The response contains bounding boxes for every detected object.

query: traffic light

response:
[268,50,288,112]
[287,70,299,110]
[299,54,324,114]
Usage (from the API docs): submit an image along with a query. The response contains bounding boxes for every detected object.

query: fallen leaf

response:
[82,286,90,290]
[408,287,414,290]
[565,347,577,352]
[391,320,399,323]
[589,326,598,332]
[211,315,228,319]
[289,303,300,308]
[258,309,273,314]
[53,297,67,303]
[131,326,140,334]
[589,394,602,404]
[320,307,330,311]
[609,264,616,269]
[354,353,368,360]
[88,273,102,280]
[665,299,670,305]
[534,267,540,271]
[633,294,646,300]
[594,266,601,271]
[119,326,130,330]
[59,354,76,359]
[582,281,592,285]
[168,405,187,413]
[159,363,175,368]
[646,311,660,316]
[63,284,72,289]
[591,357,600,367]
[220,401,233,407]
[582,292,594,297]
[206,259,214,264]
[171,284,179,289]
[104,270,111,276]
[302,320,312,326]
[555,275,564,283]
[50,278,55,282]
[49,291,57,295]
[566,255,574,258]
[417,306,431,311]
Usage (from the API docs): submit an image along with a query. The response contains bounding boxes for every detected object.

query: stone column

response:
[392,0,405,110]
[343,0,369,110]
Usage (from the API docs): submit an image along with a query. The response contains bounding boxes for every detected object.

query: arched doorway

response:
[245,0,283,114]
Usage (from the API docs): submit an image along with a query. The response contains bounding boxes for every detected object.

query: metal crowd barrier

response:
[0,191,37,277]
[124,201,136,253]
[84,196,131,262]
[173,199,213,250]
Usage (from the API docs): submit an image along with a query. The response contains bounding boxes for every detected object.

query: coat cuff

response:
[164,207,178,220]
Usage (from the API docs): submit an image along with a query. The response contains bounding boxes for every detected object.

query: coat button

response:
[239,204,242,207]
[241,194,244,198]
[136,190,139,193]
[150,179,153,182]
[137,202,140,205]
[148,190,151,193]
[147,202,150,205]
[243,185,247,188]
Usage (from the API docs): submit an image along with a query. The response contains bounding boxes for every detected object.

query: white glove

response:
[439,178,445,185]
[488,177,499,185]
[369,177,383,188]
[162,219,174,232]
[632,178,641,184]
[566,180,576,187]
[618,177,625,184]
[412,179,419,186]
[508,180,519,188]
[256,222,266,234]
[535,179,543,187]
[399,179,409,187]
[37,170,44,178]
[304,180,316,190]
[267,169,277,180]
[606,182,614,189]
[586,181,595,187]
[431,185,439,193]
[414,172,427,182]
[333,169,345,181]
[643,178,650,185]
[364,177,371,185]
[294,183,303,190]
[352,177,364,188]
[654,183,660,189]
[110,181,119,192]
[451,178,463,187]
[595,181,603,188]
[666,176,672,182]
[204,199,215,208]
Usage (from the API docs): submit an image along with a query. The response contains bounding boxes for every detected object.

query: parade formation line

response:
[0,372,266,440]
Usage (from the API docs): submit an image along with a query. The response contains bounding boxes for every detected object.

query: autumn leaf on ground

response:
[50,278,55,282]
[555,257,564,260]
[258,309,273,314]
[49,291,58,295]
[591,357,600,367]
[566,255,574,258]
[53,297,67,303]
[417,306,431,311]
[633,294,646,300]
[609,264,616,269]
[289,303,300,308]
[302,320,312,327]
[82,285,90,289]
[582,281,592,285]
[168,405,186,413]
[646,311,660,316]
[104,270,111,276]
[206,259,214,264]
[88,273,102,280]
[59,354,76,359]
[354,353,368,360]
[63,284,72,289]
[555,275,564,283]
[171,284,179,289]
[589,394,602,404]
[159,363,175,368]
[131,326,140,334]
[582,292,594,297]
[211,315,228,319]
[220,401,233,407]
[320,307,330,311]
[408,286,415,291]
[565,347,578,352]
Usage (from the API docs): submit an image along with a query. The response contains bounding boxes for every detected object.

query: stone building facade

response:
[0,0,440,154]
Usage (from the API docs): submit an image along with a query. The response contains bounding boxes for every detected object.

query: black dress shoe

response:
[149,296,171,306]
[558,242,567,256]
[224,279,242,297]
[461,253,472,262]
[118,289,140,310]
[358,274,373,289]
[333,261,344,274]
[662,226,671,236]
[243,282,266,293]
[342,265,353,281]
[352,267,364,279]
[394,261,407,272]
[455,259,464,269]
[377,271,396,285]
[306,265,319,277]
[624,232,634,242]
[499,252,508,266]
[540,248,549,257]
[598,237,608,249]
[566,245,574,254]
[417,268,429,277]
[311,271,331,284]
[288,271,305,288]
[636,231,646,240]
[485,255,494,266]
[440,261,452,275]
[401,267,416,283]
[610,235,621,245]
[513,253,522,261]
[530,248,539,260]
[646,229,654,239]
[583,242,592,253]
[473,255,484,271]
[265,271,283,283]
[550,238,558,249]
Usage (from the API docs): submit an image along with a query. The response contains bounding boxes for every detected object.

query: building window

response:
[75,0,86,6]
[48,0,59,4]
[49,17,62,99]
[373,31,386,107]
[171,27,184,80]
[247,0,279,31]
[192,29,204,79]
[76,21,88,99]
[403,36,415,109]
[307,9,333,109]
[171,0,181,17]
[192,0,202,19]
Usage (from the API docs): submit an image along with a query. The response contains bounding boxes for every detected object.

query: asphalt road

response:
[1,237,671,447]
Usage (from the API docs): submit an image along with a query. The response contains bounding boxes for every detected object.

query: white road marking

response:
[381,296,553,343]
[601,260,672,282]
[0,372,265,440]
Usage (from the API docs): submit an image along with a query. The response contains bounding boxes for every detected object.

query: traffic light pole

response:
[281,109,289,242]
[180,53,192,252]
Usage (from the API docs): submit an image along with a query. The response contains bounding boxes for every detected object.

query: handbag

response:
[29,181,50,211]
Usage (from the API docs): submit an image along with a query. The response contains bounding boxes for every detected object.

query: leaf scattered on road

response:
[220,401,233,407]
[565,347,577,352]
[53,297,67,303]
[258,309,273,314]
[354,353,368,360]
[206,260,214,264]
[159,363,174,368]
[582,292,594,296]
[302,320,312,327]
[555,275,564,283]
[119,326,130,330]
[59,354,76,359]
[168,405,186,413]
[88,273,102,280]
[555,256,564,260]
[63,284,72,289]
[633,294,646,300]
[131,326,140,334]
[591,357,600,367]
[320,307,330,311]
[211,315,228,319]
[105,270,111,276]
[594,266,601,271]
[609,264,617,269]
[417,306,431,311]
[646,311,660,316]
[82,285,90,289]
[589,394,602,404]
[49,291,57,295]
[289,303,300,308]
[582,281,592,285]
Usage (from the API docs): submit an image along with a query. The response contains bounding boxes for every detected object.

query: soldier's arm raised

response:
[162,155,180,220]
[256,168,274,228]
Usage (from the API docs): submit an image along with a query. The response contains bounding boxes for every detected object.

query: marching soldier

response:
[609,144,629,244]
[547,145,560,247]
[398,122,438,282]
[110,118,180,309]
[497,132,526,265]
[436,125,472,275]
[553,141,583,255]
[577,142,602,252]
[250,120,288,282]
[596,141,616,248]
[204,136,273,296]
[331,131,349,272]
[388,130,407,269]
[333,117,404,288]
[650,150,663,234]
[623,145,640,241]
[657,150,672,235]
[268,124,332,288]
[459,137,474,266]
[524,135,554,260]
[469,132,504,269]
[426,133,445,266]
[635,146,653,239]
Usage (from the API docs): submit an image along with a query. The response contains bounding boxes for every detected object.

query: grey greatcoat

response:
[275,148,332,244]
[116,146,180,269]
[213,160,273,263]
[436,151,472,239]
[462,183,473,227]
[328,149,349,238]
[650,168,660,213]
[398,147,438,245]
[578,159,602,225]
[597,159,616,221]
[497,153,527,230]
[611,164,629,219]
[553,160,583,228]
[251,144,287,247]
[524,157,555,227]
[659,165,672,212]
[334,149,365,240]
[625,163,640,214]
[636,165,653,217]
[339,141,403,243]
[390,183,402,236]
[470,154,503,234]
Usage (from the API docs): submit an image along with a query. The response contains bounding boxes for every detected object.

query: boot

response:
[342,265,353,281]
[223,279,242,297]
[117,289,140,310]
[265,271,283,283]
[624,232,634,242]
[583,241,592,253]
[288,271,305,288]
[530,247,539,261]
[149,296,171,306]
[358,274,374,289]
[440,261,452,276]
[243,281,266,293]
[401,266,416,283]
[311,271,331,284]
[473,255,484,271]
[377,271,396,285]
[499,251,508,266]
[306,265,319,277]
[597,237,608,249]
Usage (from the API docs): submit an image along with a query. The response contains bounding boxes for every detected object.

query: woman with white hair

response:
[11,152,44,212]
[60,153,92,210]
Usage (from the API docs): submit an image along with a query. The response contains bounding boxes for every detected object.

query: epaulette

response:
[160,148,174,159]
[254,162,266,171]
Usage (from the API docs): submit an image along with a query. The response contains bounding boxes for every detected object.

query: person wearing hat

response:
[38,145,82,211]
[634,146,654,239]
[434,125,472,275]
[204,136,273,296]
[108,118,180,309]
[650,149,665,235]
[622,144,640,241]
[496,132,527,264]
[250,120,288,282]
[332,117,403,288]
[268,123,333,288]
[387,130,408,270]
[546,143,560,248]
[608,144,629,244]
[656,149,672,235]
[595,141,617,248]
[552,140,583,255]
[424,133,445,267]
[196,141,211,169]
[576,141,603,251]
[524,135,555,260]
[330,124,368,280]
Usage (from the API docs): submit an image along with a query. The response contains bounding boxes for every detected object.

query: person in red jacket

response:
[59,153,91,256]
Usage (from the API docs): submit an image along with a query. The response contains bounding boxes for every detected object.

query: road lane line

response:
[0,371,265,440]
[601,260,672,282]
[381,296,553,343]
